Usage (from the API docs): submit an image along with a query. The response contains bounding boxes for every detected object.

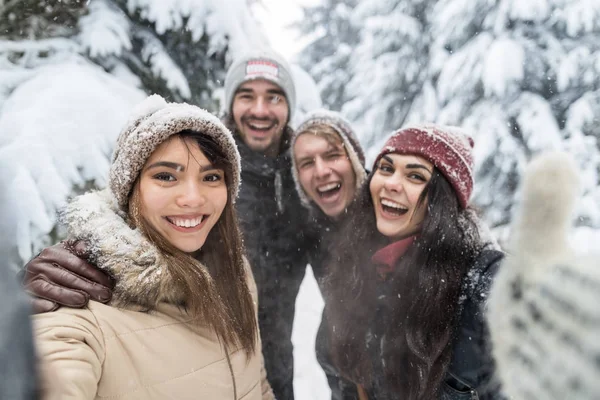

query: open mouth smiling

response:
[381,198,409,216]
[316,182,342,199]
[165,215,207,231]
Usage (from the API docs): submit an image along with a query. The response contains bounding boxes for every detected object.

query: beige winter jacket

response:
[33,190,275,400]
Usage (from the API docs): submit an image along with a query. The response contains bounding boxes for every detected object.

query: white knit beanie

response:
[487,151,600,399]
[223,49,296,119]
[110,94,241,210]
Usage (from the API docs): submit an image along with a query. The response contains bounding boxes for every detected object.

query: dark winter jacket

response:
[368,248,504,400]
[306,213,360,400]
[225,117,311,400]
[442,249,504,400]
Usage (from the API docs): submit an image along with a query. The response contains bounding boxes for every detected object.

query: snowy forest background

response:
[0,0,599,398]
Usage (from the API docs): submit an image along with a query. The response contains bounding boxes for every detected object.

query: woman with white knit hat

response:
[323,124,504,399]
[33,95,274,400]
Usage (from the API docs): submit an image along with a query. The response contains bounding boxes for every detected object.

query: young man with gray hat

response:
[219,49,311,400]
[21,49,310,400]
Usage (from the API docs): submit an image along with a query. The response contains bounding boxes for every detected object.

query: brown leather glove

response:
[21,240,114,313]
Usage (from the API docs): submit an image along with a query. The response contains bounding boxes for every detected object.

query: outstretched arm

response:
[33,307,105,399]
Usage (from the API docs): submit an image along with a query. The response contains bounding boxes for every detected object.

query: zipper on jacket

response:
[275,171,283,213]
[447,372,479,400]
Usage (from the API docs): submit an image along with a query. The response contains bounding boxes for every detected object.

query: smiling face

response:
[294,132,357,218]
[232,79,289,156]
[370,153,433,240]
[136,136,228,253]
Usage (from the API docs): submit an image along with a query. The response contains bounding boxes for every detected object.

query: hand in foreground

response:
[21,241,114,313]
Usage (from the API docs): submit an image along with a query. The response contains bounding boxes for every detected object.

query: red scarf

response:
[371,236,416,279]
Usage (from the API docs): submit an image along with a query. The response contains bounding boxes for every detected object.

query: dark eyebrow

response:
[296,155,314,165]
[324,148,344,157]
[381,156,432,173]
[267,88,285,96]
[145,161,219,173]
[145,161,182,171]
[235,88,253,95]
[406,163,432,174]
[236,87,285,97]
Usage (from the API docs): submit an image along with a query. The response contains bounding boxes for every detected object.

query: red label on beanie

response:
[245,60,279,79]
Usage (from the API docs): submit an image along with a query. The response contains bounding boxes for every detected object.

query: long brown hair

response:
[128,130,257,356]
[325,168,485,398]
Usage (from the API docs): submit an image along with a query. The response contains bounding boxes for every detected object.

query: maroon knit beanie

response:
[373,124,475,209]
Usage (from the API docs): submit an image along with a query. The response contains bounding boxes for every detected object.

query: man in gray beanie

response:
[219,49,310,400]
[21,49,311,400]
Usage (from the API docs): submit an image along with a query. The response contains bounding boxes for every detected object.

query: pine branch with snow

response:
[0,0,267,269]
[297,0,359,111]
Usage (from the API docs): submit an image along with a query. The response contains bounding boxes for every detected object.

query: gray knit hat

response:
[223,49,296,119]
[487,152,600,399]
[109,94,241,210]
[291,109,367,208]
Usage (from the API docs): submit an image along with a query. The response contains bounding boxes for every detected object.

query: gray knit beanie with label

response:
[291,109,367,208]
[109,94,241,211]
[487,151,600,399]
[223,49,296,119]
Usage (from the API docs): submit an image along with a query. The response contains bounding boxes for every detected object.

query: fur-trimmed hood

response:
[60,188,212,310]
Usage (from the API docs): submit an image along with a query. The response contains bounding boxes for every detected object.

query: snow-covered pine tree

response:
[341,0,434,152]
[297,0,359,112]
[427,0,600,239]
[0,0,86,40]
[299,0,600,245]
[0,0,266,267]
[78,0,253,109]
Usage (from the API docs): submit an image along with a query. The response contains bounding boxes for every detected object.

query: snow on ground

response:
[293,266,331,400]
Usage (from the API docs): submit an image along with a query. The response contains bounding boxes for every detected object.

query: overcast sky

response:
[252,0,321,61]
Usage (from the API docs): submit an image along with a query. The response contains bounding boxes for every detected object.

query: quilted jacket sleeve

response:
[33,306,105,400]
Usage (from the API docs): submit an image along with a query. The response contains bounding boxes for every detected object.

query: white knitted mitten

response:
[487,151,599,399]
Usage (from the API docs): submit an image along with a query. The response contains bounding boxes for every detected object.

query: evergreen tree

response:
[0,0,264,111]
[300,0,600,240]
[427,0,600,234]
[344,0,433,151]
[0,0,265,266]
[297,0,359,111]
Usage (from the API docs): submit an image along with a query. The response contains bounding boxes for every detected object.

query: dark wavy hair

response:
[324,166,485,398]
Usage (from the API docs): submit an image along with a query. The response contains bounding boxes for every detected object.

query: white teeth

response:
[317,182,340,193]
[381,199,406,210]
[170,216,203,228]
[248,122,272,129]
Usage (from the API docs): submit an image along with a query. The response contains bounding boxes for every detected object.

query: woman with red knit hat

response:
[322,124,504,399]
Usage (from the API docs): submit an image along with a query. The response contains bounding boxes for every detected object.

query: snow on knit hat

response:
[109,94,241,210]
[291,109,367,208]
[373,123,475,209]
[486,152,600,399]
[223,49,296,119]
